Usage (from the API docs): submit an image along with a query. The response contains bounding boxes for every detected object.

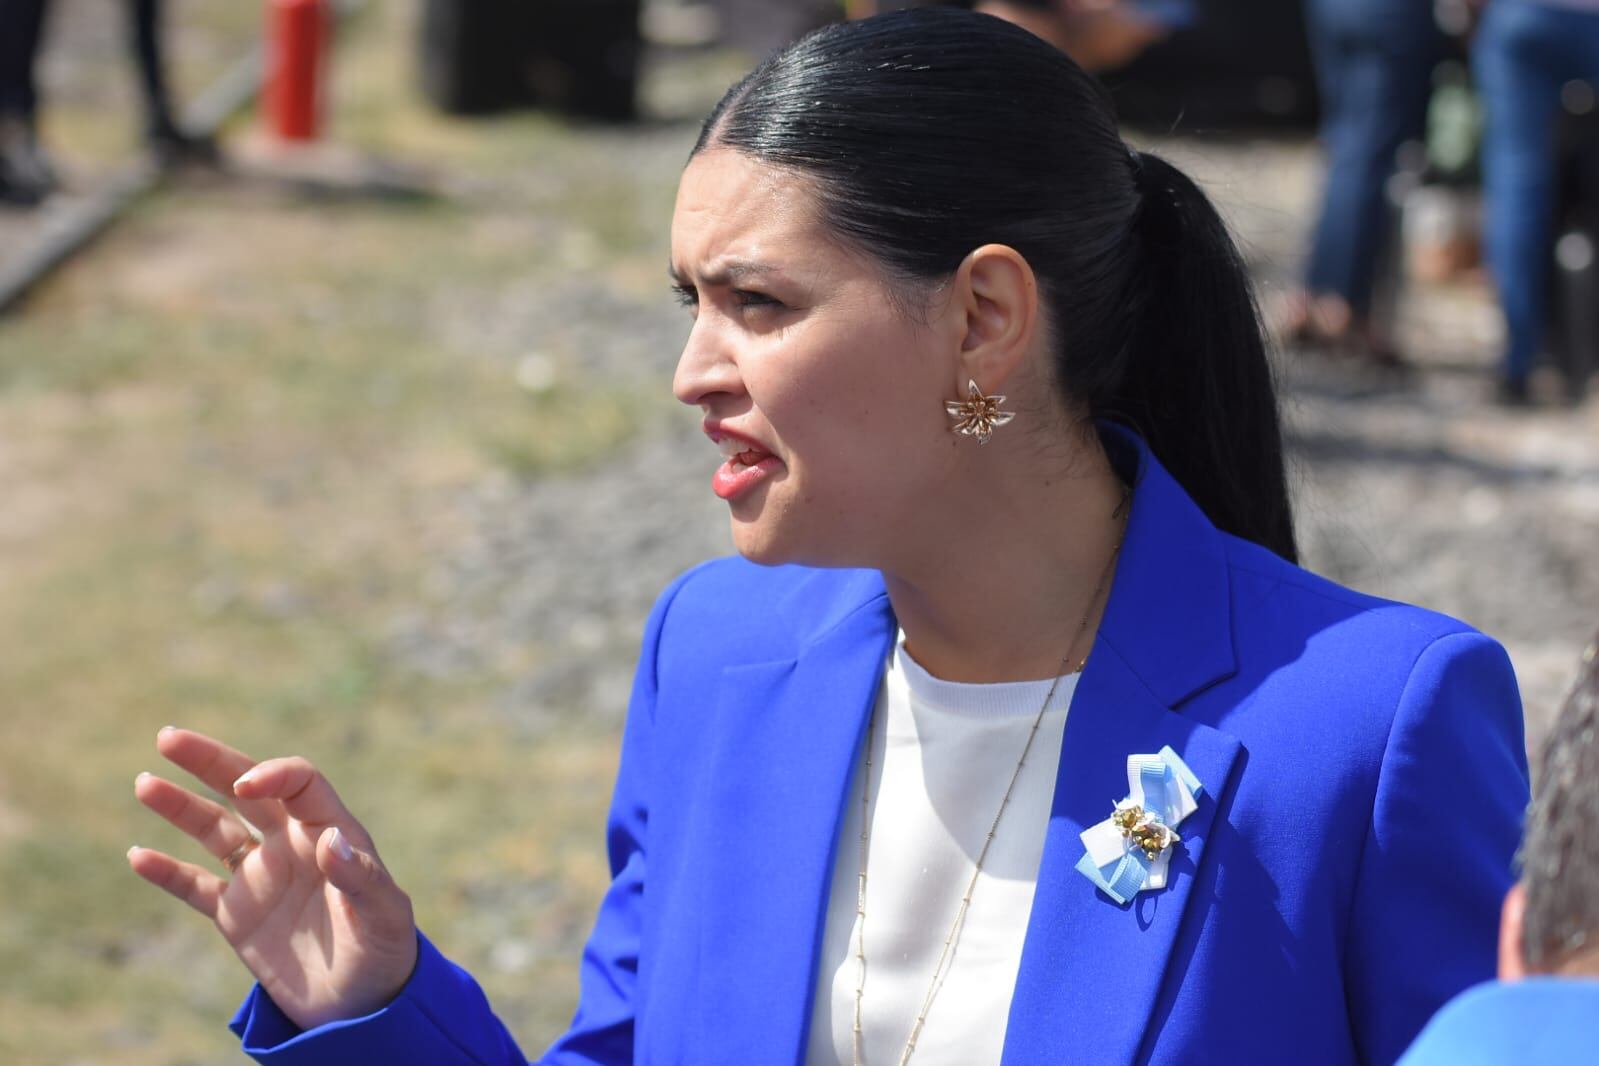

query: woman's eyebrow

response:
[668,259,780,287]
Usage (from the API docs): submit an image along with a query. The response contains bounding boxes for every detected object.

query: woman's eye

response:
[671,285,699,311]
[733,289,782,311]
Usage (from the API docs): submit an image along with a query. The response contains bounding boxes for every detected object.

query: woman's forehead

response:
[670,150,825,278]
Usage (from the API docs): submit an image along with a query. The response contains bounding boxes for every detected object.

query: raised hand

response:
[128,728,419,1030]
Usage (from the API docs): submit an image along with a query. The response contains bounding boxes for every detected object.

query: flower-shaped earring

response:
[945,379,1015,444]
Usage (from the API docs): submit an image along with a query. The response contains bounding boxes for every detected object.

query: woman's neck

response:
[882,444,1129,684]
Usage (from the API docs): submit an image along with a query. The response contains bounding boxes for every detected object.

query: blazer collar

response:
[694,591,897,1064]
[764,425,1239,705]
[1001,640,1243,1064]
[1096,423,1238,707]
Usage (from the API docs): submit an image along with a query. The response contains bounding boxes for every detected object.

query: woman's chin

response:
[729,523,792,568]
[730,523,874,572]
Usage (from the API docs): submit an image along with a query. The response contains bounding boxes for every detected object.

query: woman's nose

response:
[672,321,744,409]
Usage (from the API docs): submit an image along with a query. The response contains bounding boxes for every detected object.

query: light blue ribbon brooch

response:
[1075,746,1202,905]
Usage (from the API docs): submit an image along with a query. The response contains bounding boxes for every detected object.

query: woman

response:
[128,10,1527,1064]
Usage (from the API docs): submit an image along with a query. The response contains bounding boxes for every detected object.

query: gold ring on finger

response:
[221,837,260,873]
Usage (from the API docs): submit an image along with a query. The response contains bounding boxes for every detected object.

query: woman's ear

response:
[1499,882,1529,981]
[950,243,1041,394]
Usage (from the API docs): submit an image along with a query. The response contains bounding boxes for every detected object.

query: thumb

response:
[317,827,410,924]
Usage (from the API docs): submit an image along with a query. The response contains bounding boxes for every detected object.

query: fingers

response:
[155,727,282,829]
[233,756,358,834]
[317,827,378,898]
[127,846,226,920]
[134,772,257,863]
[317,827,414,934]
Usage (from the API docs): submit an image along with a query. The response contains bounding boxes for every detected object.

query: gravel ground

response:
[391,127,1598,757]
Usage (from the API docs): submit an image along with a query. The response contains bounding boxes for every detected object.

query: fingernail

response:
[127,845,141,858]
[233,769,258,791]
[158,725,176,738]
[329,828,354,862]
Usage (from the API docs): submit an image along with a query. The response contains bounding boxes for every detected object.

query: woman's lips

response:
[711,453,784,501]
[705,425,783,502]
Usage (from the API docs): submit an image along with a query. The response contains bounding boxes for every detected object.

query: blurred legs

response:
[1474,2,1599,387]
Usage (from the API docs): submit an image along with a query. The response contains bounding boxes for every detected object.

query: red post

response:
[266,0,329,141]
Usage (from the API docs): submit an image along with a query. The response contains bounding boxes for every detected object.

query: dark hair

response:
[693,8,1297,562]
[1521,635,1599,969]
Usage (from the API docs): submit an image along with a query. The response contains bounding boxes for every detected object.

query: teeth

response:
[716,436,769,463]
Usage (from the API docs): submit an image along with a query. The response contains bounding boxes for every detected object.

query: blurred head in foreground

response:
[1504,636,1599,979]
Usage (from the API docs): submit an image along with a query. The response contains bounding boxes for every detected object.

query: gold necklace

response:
[851,508,1127,1066]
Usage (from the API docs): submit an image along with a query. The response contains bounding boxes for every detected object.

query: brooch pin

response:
[1075,746,1203,905]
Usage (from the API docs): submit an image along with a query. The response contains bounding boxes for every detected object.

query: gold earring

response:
[945,379,1015,444]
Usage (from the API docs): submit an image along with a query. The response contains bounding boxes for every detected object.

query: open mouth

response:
[708,431,784,501]
[717,435,775,468]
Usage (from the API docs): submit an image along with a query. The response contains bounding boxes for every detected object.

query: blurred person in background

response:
[130,0,219,167]
[1397,636,1599,1063]
[0,0,55,205]
[970,1,1184,71]
[0,0,213,207]
[719,0,839,57]
[852,0,1188,71]
[1470,0,1599,405]
[1283,0,1442,365]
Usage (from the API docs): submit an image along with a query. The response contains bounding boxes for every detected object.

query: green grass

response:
[0,3,719,1061]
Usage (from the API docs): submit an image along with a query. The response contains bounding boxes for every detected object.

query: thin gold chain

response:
[852,496,1128,1066]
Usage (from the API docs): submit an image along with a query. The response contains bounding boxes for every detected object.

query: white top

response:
[805,633,1078,1066]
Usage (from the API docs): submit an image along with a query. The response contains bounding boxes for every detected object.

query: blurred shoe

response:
[1561,373,1590,407]
[1493,375,1532,408]
[1274,289,1355,352]
[0,165,44,206]
[146,123,223,171]
[0,115,57,206]
[1358,341,1411,378]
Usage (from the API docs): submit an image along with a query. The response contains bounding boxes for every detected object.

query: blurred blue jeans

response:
[1474,0,1599,384]
[1302,0,1439,314]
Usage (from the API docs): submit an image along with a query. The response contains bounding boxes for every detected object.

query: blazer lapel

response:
[694,581,897,1066]
[1002,428,1248,1064]
[1001,644,1242,1065]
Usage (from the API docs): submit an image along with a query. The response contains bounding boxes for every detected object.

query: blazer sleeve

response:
[1343,630,1530,1066]
[538,564,698,1062]
[229,567,696,1065]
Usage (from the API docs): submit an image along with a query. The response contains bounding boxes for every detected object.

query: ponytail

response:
[1113,151,1298,563]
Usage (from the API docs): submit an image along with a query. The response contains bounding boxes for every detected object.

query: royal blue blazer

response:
[231,431,1529,1065]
